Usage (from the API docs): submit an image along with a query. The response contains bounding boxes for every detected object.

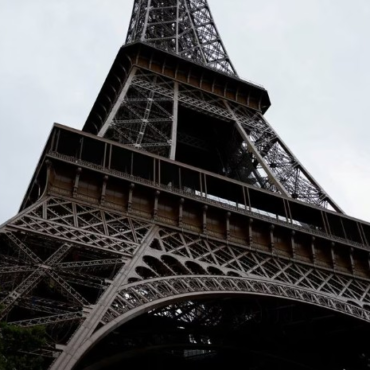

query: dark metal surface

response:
[77,297,370,370]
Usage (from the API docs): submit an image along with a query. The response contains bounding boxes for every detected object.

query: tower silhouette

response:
[1,1,370,369]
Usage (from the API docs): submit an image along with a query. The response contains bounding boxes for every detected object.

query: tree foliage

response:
[0,323,47,370]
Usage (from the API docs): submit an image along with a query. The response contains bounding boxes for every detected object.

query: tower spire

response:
[126,0,237,75]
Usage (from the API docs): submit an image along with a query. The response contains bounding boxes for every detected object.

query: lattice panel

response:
[126,227,370,306]
[0,231,126,328]
[103,276,370,325]
[127,71,341,211]
[104,72,175,157]
[9,197,152,255]
[126,0,236,75]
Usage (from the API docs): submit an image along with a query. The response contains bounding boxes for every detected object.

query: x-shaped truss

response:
[0,233,88,321]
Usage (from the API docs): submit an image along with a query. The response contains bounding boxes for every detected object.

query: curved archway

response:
[56,275,370,370]
[78,296,370,370]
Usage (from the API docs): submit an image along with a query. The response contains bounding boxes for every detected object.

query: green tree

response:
[0,323,47,370]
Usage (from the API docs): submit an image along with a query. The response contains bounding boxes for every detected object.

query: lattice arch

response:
[52,275,370,370]
[126,226,370,309]
[46,221,370,370]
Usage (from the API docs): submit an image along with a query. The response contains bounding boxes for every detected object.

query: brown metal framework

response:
[82,44,342,211]
[1,123,369,368]
[0,0,367,369]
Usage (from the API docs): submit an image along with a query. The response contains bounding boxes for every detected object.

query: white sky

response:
[0,0,370,224]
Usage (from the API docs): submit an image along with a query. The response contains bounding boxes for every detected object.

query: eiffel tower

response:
[2,1,370,369]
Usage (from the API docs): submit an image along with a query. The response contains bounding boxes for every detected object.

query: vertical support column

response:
[248,218,253,246]
[128,184,135,213]
[311,237,316,265]
[103,143,107,169]
[178,198,184,228]
[330,242,336,270]
[42,198,48,220]
[153,191,160,220]
[175,0,180,54]
[108,144,113,170]
[45,160,53,198]
[284,199,293,224]
[349,248,355,275]
[356,222,366,245]
[321,211,331,235]
[358,223,369,247]
[269,225,275,255]
[291,230,296,259]
[73,168,82,198]
[202,205,208,234]
[55,130,60,152]
[100,176,108,206]
[226,212,231,241]
[153,158,157,186]
[170,82,179,160]
[78,137,84,160]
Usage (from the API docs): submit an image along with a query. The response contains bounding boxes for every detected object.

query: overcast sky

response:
[0,0,370,225]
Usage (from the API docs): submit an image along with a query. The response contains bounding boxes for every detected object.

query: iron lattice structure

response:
[126,0,237,75]
[1,0,369,369]
[96,68,341,210]
[85,0,343,212]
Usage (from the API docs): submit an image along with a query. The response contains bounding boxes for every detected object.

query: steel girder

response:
[0,194,366,369]
[126,0,237,75]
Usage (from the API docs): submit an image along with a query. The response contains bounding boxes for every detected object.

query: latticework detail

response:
[1,0,364,368]
[101,69,341,210]
[126,0,236,75]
